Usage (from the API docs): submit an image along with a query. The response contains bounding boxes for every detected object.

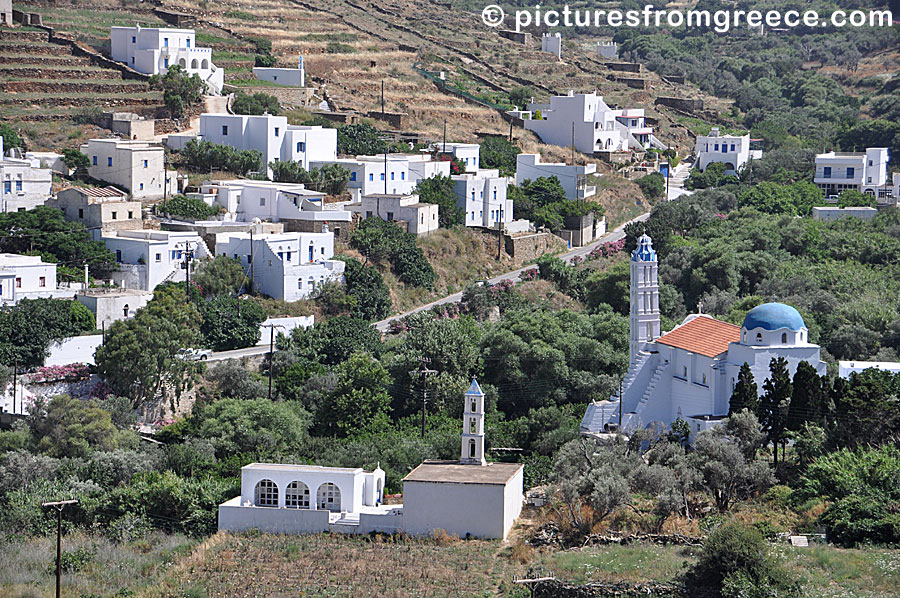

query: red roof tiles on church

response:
[655,315,741,358]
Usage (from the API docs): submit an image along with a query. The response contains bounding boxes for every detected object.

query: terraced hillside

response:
[157,0,727,157]
[0,22,162,149]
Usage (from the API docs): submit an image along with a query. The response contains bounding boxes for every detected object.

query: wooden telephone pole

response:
[414,358,437,438]
[262,323,286,400]
[42,499,78,598]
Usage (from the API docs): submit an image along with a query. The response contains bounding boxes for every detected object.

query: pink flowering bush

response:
[520,268,538,281]
[588,237,626,260]
[30,363,91,384]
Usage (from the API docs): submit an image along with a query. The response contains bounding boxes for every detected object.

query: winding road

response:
[373,211,651,332]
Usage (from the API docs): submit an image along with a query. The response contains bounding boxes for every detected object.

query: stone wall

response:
[532,579,679,597]
[224,85,317,108]
[282,218,352,243]
[505,231,567,261]
[498,30,532,44]
[365,110,409,129]
[654,96,704,112]
[608,75,648,90]
[604,62,642,73]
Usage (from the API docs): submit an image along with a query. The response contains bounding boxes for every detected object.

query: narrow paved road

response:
[207,345,270,361]
[374,212,651,332]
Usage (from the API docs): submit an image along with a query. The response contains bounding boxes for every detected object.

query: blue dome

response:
[742,303,805,331]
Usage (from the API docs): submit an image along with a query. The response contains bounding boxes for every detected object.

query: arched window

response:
[702,373,707,385]
[469,417,476,433]
[178,58,186,68]
[469,439,476,458]
[201,58,209,69]
[756,333,763,343]
[682,366,687,378]
[285,481,310,508]
[317,482,341,511]
[376,478,383,504]
[190,58,198,69]
[254,479,278,507]
[470,399,476,412]
[781,332,787,344]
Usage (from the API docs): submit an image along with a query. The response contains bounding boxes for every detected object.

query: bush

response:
[180,139,263,176]
[682,521,801,598]
[337,123,385,156]
[232,91,281,116]
[349,218,436,288]
[798,444,900,547]
[637,172,666,200]
[149,65,204,118]
[157,195,221,220]
[0,122,24,149]
[339,256,391,321]
[270,161,350,195]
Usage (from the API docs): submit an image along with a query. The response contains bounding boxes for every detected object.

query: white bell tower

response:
[630,234,660,366]
[460,379,486,466]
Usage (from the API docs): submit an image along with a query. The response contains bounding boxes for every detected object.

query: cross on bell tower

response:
[630,234,660,366]
[460,378,486,466]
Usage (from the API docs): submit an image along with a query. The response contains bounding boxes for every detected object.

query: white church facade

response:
[219,380,524,539]
[582,234,826,436]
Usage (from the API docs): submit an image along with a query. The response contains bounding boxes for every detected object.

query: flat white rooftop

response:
[242,462,364,474]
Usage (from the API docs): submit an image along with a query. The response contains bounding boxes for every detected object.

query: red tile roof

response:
[655,315,741,358]
[68,186,127,197]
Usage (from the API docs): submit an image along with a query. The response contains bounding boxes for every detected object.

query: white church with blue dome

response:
[582,234,826,436]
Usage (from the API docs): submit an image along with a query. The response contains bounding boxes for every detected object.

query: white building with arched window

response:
[110,26,223,93]
[218,380,525,539]
[582,235,825,437]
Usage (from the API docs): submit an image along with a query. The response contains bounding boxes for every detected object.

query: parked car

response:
[177,348,211,361]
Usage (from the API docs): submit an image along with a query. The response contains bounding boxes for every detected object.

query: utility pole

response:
[496,220,503,260]
[384,151,388,196]
[181,241,194,302]
[11,357,17,415]
[263,323,285,401]
[618,378,624,433]
[508,117,513,143]
[381,79,385,116]
[249,227,255,295]
[442,120,447,153]
[42,499,78,598]
[414,358,437,438]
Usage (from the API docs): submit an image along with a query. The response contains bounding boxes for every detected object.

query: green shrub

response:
[682,521,801,598]
[157,195,221,220]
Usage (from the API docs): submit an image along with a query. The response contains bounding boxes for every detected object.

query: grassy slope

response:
[123,531,900,598]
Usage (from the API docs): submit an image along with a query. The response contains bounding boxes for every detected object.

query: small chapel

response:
[219,379,524,539]
[581,234,826,436]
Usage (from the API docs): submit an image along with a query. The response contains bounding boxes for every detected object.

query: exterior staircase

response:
[637,361,668,409]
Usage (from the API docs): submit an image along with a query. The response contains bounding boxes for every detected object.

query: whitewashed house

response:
[80,139,176,200]
[581,235,826,437]
[0,254,75,304]
[24,151,67,175]
[694,127,762,175]
[214,230,345,301]
[451,169,513,228]
[110,26,224,93]
[431,143,480,173]
[521,92,661,154]
[0,136,53,212]
[515,153,597,201]
[198,114,337,175]
[218,380,524,539]
[0,155,52,212]
[102,230,211,291]
[253,55,306,87]
[193,179,352,238]
[76,288,153,330]
[814,148,890,200]
[348,194,439,235]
